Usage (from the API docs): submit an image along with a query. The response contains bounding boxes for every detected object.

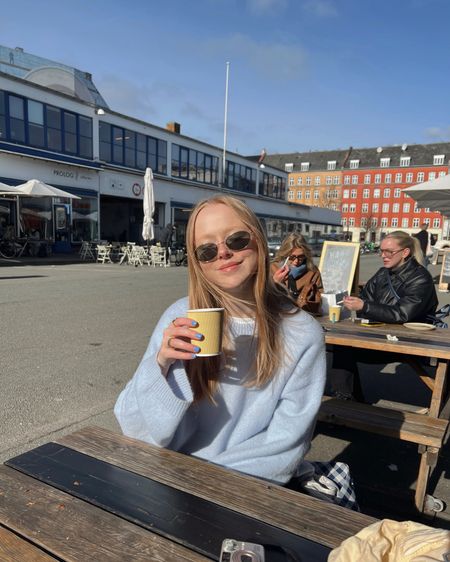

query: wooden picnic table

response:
[0,426,376,561]
[317,316,450,514]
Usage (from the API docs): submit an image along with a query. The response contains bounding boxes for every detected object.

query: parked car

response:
[267,237,283,258]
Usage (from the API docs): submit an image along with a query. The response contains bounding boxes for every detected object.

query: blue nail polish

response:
[195,333,203,340]
[193,346,201,353]
[191,354,197,358]
[191,320,198,326]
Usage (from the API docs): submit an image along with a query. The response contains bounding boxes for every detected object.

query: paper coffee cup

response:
[187,308,224,357]
[329,305,342,323]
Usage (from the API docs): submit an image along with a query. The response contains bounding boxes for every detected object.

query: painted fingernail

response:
[193,346,201,353]
[191,320,198,326]
[191,354,197,358]
[195,333,203,340]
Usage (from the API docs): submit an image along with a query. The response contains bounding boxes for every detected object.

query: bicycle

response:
[0,238,18,258]
[172,245,188,266]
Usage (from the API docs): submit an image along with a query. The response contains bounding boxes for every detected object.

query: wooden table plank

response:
[0,466,209,562]
[55,426,376,550]
[0,526,57,562]
[320,318,450,359]
[7,443,330,561]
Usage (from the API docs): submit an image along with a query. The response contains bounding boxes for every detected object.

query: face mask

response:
[289,263,307,279]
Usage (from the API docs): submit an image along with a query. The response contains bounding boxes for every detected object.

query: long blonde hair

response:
[384,230,424,265]
[274,233,315,271]
[186,195,295,402]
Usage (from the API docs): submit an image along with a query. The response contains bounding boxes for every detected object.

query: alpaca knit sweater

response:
[114,297,326,484]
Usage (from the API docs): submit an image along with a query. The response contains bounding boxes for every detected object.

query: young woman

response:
[271,233,323,314]
[332,230,438,401]
[115,195,326,485]
[343,230,437,323]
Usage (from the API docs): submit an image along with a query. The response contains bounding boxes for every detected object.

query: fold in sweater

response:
[114,297,326,484]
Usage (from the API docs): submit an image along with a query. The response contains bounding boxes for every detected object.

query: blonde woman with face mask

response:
[271,233,323,314]
[115,195,326,485]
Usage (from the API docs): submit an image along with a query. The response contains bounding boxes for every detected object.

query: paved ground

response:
[1,253,449,527]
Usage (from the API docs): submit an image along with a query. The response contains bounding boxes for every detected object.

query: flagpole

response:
[222,61,230,188]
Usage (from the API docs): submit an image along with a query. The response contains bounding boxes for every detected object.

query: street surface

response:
[1,254,449,524]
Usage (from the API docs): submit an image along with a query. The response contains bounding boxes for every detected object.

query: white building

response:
[0,45,341,252]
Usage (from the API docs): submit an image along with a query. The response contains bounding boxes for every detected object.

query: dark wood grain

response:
[7,443,330,561]
[0,466,209,562]
[0,525,57,562]
[55,426,376,550]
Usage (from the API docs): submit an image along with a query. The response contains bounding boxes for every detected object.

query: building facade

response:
[0,45,341,252]
[264,144,450,243]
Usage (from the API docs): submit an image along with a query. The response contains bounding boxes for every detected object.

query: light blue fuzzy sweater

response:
[114,297,326,484]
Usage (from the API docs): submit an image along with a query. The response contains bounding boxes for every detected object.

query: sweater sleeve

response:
[114,298,195,447]
[212,315,326,484]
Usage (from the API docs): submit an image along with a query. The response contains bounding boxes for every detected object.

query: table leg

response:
[415,445,440,513]
[429,360,448,418]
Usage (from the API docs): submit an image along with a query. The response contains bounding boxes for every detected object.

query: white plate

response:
[403,322,436,331]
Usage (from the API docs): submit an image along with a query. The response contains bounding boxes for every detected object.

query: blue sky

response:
[1,0,450,156]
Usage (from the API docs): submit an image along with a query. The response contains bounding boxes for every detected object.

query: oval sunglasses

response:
[195,231,251,262]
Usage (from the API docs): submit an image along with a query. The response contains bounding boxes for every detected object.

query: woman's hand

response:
[343,296,364,312]
[273,264,289,285]
[157,318,203,375]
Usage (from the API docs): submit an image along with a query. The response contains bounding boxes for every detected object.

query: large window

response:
[46,105,62,151]
[100,122,167,174]
[72,197,99,242]
[9,95,25,142]
[172,143,218,185]
[28,100,44,147]
[225,160,256,193]
[260,172,286,200]
[0,91,93,158]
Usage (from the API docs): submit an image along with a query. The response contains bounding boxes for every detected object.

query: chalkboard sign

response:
[318,241,360,294]
[439,251,450,290]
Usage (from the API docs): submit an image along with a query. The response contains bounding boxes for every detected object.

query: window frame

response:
[2,90,93,159]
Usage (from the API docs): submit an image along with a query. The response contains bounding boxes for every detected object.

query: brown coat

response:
[271,263,324,314]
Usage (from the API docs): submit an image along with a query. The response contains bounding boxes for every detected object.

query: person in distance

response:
[271,233,323,314]
[115,194,326,485]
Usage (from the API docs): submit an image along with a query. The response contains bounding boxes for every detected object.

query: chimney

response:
[166,122,181,134]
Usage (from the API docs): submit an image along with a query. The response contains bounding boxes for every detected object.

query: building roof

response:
[251,142,450,171]
[0,45,109,109]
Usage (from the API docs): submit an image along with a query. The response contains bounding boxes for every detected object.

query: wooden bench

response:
[318,396,449,512]
[318,396,448,448]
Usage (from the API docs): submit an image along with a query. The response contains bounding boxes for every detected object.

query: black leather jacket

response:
[359,257,438,323]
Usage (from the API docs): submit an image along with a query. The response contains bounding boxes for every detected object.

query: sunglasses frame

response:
[194,230,252,262]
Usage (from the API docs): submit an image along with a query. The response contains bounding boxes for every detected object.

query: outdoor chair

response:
[128,245,151,266]
[150,245,169,267]
[118,242,136,265]
[96,244,112,264]
[79,241,95,261]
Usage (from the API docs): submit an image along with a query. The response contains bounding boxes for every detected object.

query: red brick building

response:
[262,143,450,243]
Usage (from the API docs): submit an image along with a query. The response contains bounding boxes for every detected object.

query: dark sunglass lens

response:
[226,231,251,251]
[196,244,218,262]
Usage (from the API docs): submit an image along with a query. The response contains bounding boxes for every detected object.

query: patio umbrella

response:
[0,182,21,196]
[15,179,80,199]
[403,174,450,217]
[142,168,155,242]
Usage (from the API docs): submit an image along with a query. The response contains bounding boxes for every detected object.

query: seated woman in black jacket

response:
[330,230,438,401]
[343,230,438,322]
